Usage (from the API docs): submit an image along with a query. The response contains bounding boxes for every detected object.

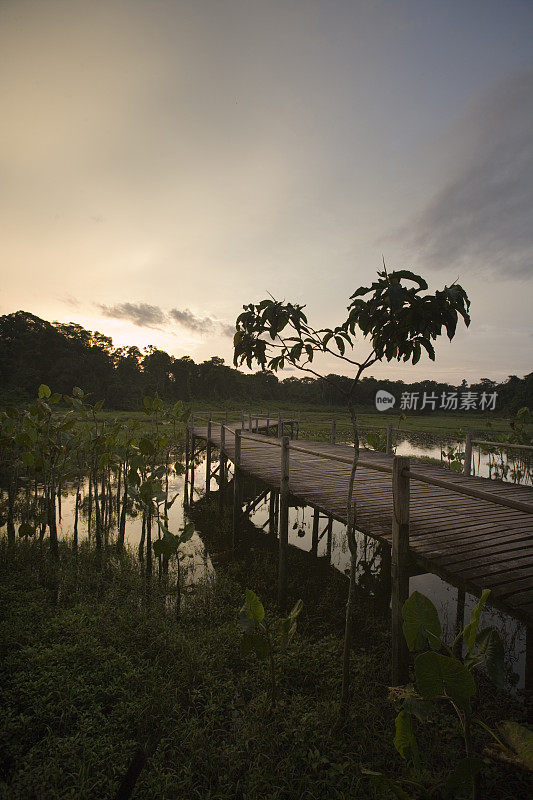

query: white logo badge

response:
[375,390,395,411]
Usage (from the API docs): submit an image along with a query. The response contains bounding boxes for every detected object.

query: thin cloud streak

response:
[96,302,234,338]
[398,71,533,280]
[98,302,166,328]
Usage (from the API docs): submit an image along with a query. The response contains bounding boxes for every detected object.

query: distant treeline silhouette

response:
[1,311,531,412]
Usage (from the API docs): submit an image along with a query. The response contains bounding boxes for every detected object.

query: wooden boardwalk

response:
[192,421,533,628]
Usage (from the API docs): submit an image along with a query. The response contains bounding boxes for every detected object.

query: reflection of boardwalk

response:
[193,422,533,628]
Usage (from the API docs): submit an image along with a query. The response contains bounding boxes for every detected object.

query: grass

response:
[0,532,529,800]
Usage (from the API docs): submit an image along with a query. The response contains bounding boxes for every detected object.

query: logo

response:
[375,390,396,411]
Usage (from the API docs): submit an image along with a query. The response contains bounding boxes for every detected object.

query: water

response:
[0,447,527,693]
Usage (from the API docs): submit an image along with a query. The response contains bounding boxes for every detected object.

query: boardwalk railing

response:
[188,416,533,688]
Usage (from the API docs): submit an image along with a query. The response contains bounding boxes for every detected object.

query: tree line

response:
[1,310,531,412]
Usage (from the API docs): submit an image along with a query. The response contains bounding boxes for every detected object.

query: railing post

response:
[278,412,283,438]
[391,455,410,684]
[190,420,195,505]
[311,507,320,557]
[254,415,259,433]
[241,410,245,429]
[266,415,270,435]
[386,423,393,455]
[268,489,277,535]
[219,423,226,512]
[232,430,242,553]
[206,417,212,497]
[184,420,190,507]
[463,433,472,476]
[278,435,290,610]
[296,411,300,439]
[248,411,252,432]
[331,417,336,445]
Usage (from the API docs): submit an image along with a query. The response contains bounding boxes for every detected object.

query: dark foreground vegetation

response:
[1,310,531,412]
[1,533,530,800]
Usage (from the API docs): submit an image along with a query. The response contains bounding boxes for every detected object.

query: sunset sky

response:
[1,0,532,382]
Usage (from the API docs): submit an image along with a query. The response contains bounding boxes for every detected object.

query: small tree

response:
[233,265,471,717]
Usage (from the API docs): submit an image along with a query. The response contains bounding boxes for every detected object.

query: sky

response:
[1,0,532,383]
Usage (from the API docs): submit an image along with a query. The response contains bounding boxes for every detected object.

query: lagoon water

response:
[1,438,527,694]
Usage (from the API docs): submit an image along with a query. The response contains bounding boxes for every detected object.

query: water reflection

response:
[1,446,527,692]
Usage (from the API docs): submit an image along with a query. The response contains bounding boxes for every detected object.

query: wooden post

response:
[184,424,190,507]
[248,411,252,432]
[190,430,195,505]
[232,430,242,553]
[311,507,320,557]
[391,455,410,684]
[254,415,259,433]
[278,412,283,438]
[278,436,290,610]
[206,418,212,497]
[241,410,245,429]
[526,626,533,724]
[326,517,333,560]
[386,423,393,455]
[296,411,300,439]
[331,418,336,445]
[219,423,226,512]
[463,433,472,476]
[266,416,270,435]
[268,490,277,536]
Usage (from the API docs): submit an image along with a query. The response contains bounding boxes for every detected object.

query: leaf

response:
[241,632,269,660]
[38,384,51,399]
[443,757,483,797]
[49,392,62,405]
[22,451,36,468]
[393,710,420,770]
[72,386,84,398]
[415,652,475,709]
[462,589,490,652]
[245,589,265,623]
[139,437,154,456]
[500,721,533,770]
[179,522,195,543]
[474,627,505,689]
[153,538,175,558]
[402,591,442,652]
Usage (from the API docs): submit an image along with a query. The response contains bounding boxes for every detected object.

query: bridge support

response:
[232,430,242,554]
[311,507,320,557]
[184,425,190,507]
[205,416,212,497]
[278,435,290,610]
[454,586,466,658]
[219,424,227,512]
[391,456,410,684]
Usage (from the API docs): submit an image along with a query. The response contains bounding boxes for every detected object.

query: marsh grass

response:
[0,537,529,800]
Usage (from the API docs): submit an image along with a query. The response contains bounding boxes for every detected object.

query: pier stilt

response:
[278,435,290,610]
[391,456,410,685]
[232,430,242,554]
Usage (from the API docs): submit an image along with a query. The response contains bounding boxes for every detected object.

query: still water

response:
[1,442,527,693]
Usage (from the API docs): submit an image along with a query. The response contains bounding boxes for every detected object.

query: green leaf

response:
[139,437,154,455]
[444,757,483,797]
[474,627,505,688]
[402,591,442,652]
[462,589,490,651]
[179,522,195,543]
[72,386,84,398]
[415,652,475,709]
[49,392,62,405]
[245,589,265,623]
[153,538,175,558]
[500,721,533,770]
[241,632,269,660]
[393,710,420,770]
[38,384,51,399]
[288,598,303,621]
[22,451,36,468]
[18,522,36,537]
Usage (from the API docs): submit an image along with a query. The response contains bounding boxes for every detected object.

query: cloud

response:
[398,71,533,280]
[95,302,235,338]
[98,302,166,328]
[170,308,234,338]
